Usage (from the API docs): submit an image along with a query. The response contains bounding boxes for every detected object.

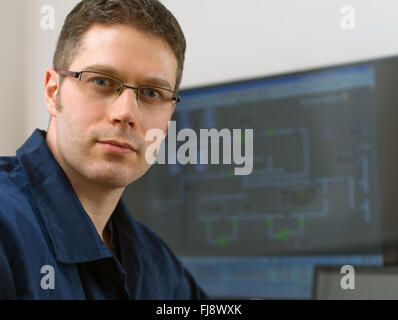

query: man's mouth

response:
[97,140,137,155]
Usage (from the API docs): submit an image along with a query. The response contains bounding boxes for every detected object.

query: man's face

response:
[50,24,178,188]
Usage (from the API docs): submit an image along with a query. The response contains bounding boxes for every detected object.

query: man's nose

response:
[108,87,140,128]
[118,86,139,100]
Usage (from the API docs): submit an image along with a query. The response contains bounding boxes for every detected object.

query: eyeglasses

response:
[56,70,181,111]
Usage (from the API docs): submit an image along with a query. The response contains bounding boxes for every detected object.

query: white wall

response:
[24,0,79,144]
[168,0,398,86]
[0,1,27,155]
[2,0,398,155]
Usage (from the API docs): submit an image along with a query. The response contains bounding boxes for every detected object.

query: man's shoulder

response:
[0,155,23,183]
[128,217,209,299]
[131,217,177,258]
[0,155,18,173]
[0,155,34,223]
[0,155,26,197]
[122,213,184,271]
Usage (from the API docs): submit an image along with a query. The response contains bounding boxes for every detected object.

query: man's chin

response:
[93,176,130,189]
[86,167,146,189]
[77,158,151,188]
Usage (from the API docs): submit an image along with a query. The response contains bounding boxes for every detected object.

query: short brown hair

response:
[53,0,186,91]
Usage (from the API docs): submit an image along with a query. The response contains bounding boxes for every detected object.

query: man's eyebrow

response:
[82,64,174,91]
[143,77,173,91]
[82,64,121,77]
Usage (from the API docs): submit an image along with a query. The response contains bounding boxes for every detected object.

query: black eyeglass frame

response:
[56,70,181,104]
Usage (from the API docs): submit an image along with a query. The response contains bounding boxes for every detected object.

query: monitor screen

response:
[123,56,398,299]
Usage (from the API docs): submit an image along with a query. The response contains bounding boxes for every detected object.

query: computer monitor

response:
[313,266,398,300]
[123,55,398,299]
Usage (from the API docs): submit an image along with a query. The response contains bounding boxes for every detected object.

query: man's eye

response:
[94,78,110,87]
[143,88,162,99]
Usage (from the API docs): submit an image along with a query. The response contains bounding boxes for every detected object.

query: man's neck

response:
[45,128,124,243]
[70,174,123,242]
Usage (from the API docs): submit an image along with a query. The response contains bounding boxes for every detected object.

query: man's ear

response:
[44,67,59,117]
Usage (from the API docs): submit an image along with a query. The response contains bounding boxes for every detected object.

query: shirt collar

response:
[16,129,114,264]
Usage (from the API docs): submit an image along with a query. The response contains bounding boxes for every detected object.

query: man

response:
[0,0,208,299]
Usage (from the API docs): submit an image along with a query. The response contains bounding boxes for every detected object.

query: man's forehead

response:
[70,24,178,89]
[78,23,175,59]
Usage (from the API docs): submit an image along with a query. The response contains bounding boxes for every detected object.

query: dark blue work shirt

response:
[0,129,209,300]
